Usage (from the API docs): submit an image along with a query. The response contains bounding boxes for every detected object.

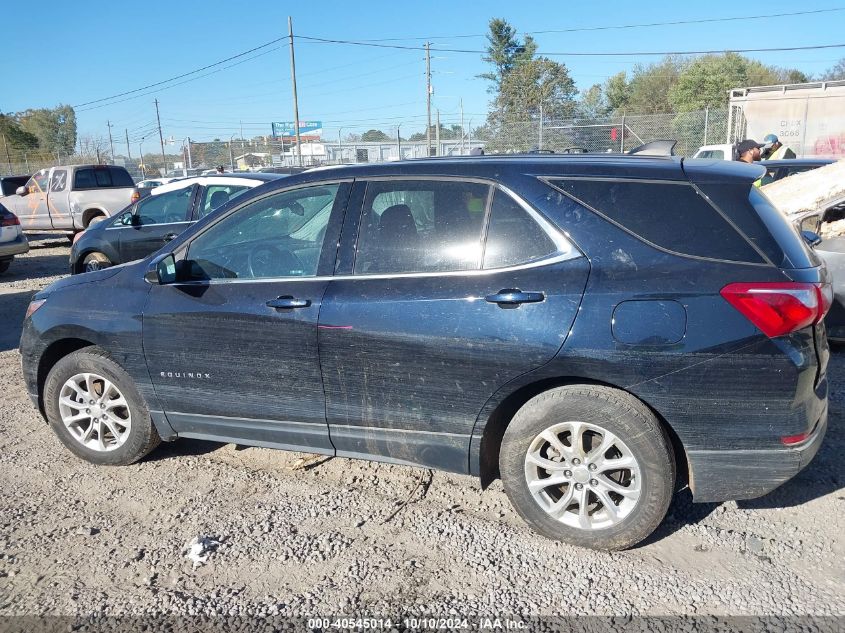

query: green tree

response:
[478,18,537,93]
[822,58,845,81]
[0,113,39,150]
[669,53,783,112]
[577,84,609,119]
[17,105,76,154]
[604,72,631,114]
[361,129,390,142]
[626,56,687,114]
[493,57,577,122]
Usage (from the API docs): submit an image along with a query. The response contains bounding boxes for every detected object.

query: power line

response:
[342,7,845,41]
[72,37,286,108]
[295,34,845,57]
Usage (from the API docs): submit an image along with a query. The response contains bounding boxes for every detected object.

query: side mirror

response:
[144,253,177,284]
[16,186,27,196]
[801,230,822,248]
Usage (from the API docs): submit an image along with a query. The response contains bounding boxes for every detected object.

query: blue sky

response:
[3,1,844,147]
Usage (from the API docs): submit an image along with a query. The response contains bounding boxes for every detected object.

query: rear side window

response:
[549,179,764,263]
[74,169,95,189]
[108,167,134,187]
[74,167,133,189]
[484,190,557,269]
[354,180,490,275]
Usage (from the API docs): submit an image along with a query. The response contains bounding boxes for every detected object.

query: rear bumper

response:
[688,401,828,502]
[0,233,29,259]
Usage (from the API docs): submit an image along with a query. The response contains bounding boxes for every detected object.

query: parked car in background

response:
[24,155,828,551]
[70,173,282,273]
[2,165,136,235]
[0,174,31,198]
[135,177,181,189]
[692,143,735,160]
[0,203,29,273]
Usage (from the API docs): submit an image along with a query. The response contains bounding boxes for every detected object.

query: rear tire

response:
[499,385,675,551]
[82,251,111,273]
[43,346,160,465]
[0,259,10,274]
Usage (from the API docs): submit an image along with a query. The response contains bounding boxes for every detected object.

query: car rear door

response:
[118,185,198,263]
[318,178,590,473]
[141,181,351,452]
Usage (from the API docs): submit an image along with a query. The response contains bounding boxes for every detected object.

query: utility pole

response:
[460,99,465,155]
[435,109,440,156]
[154,99,167,175]
[425,42,432,157]
[2,134,11,174]
[240,120,245,154]
[106,120,115,163]
[125,128,132,163]
[288,16,303,167]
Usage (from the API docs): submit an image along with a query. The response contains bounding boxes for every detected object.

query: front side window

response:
[27,170,49,193]
[186,184,340,280]
[50,169,68,192]
[483,191,558,269]
[135,186,194,226]
[354,179,490,275]
[198,184,250,218]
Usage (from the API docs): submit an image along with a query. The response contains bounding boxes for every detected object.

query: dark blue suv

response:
[19,156,830,550]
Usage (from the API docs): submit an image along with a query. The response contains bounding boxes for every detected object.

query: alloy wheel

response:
[58,372,132,452]
[523,421,641,530]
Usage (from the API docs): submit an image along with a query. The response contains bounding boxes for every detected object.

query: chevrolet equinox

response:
[20,156,830,550]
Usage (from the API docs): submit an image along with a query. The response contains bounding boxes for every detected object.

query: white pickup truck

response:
[3,165,136,234]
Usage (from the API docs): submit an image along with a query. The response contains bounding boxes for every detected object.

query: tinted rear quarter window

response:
[74,169,96,189]
[549,179,764,263]
[484,190,557,269]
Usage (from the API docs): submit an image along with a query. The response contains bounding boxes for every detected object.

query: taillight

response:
[720,282,832,338]
[1,214,20,227]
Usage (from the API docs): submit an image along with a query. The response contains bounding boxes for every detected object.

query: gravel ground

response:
[0,236,843,623]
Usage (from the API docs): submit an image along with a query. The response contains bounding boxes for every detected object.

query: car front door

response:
[141,181,351,452]
[319,178,590,473]
[118,185,198,263]
[17,170,50,230]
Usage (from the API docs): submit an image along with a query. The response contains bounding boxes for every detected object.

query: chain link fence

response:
[0,108,730,178]
[479,108,729,156]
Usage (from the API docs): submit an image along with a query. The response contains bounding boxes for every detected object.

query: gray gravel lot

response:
[0,236,843,620]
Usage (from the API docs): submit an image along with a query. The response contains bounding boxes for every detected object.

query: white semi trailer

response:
[727,80,845,158]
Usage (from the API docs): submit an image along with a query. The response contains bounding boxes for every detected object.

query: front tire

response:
[499,385,675,551]
[43,347,160,465]
[82,251,112,273]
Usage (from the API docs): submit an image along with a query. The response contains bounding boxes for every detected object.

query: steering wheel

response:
[247,245,304,278]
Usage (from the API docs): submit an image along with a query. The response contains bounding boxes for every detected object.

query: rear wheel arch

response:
[82,208,107,227]
[475,377,690,493]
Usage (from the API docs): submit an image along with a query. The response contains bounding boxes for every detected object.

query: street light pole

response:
[337,127,344,164]
[229,134,236,171]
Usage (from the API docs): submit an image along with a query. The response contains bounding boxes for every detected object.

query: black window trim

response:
[167,176,580,285]
[541,176,773,268]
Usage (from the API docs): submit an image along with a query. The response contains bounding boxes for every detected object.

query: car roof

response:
[266,155,760,186]
[149,173,283,196]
